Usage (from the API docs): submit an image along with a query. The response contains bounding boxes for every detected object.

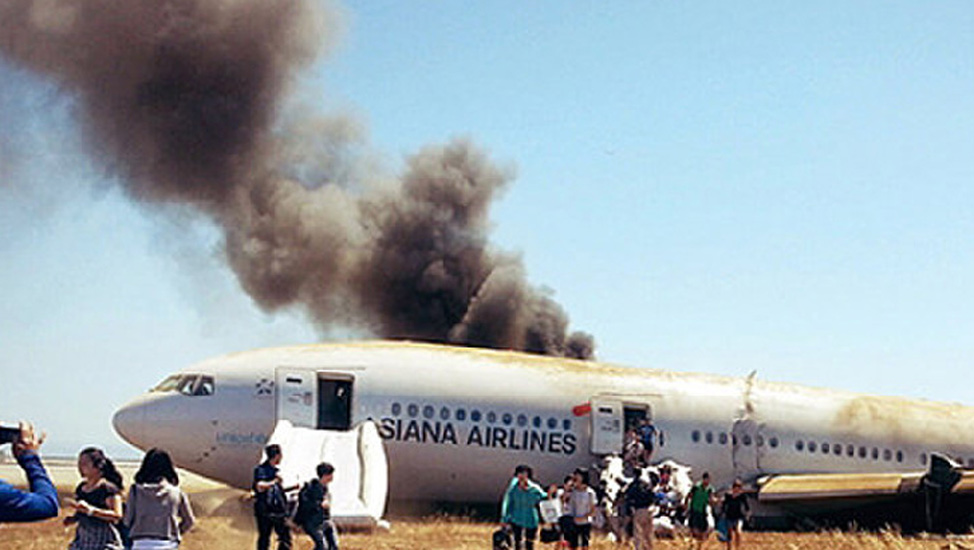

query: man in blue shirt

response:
[0,422,59,522]
[253,444,291,550]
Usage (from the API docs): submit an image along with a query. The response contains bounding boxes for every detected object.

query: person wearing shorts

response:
[686,472,714,550]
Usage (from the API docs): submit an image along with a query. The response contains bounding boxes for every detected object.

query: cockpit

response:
[151,374,215,396]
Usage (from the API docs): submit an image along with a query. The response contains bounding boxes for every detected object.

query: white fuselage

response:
[113,341,974,505]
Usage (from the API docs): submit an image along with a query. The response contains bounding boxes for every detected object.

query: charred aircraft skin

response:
[113,341,974,530]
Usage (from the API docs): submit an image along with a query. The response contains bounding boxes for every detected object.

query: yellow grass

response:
[0,515,969,550]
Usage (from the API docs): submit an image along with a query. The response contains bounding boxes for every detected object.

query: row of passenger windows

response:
[690,429,974,468]
[390,402,573,431]
[690,430,779,448]
[795,440,904,463]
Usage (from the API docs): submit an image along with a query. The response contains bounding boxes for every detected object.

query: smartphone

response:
[0,424,20,445]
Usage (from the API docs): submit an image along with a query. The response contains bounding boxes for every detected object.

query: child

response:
[566,469,597,550]
[295,462,338,550]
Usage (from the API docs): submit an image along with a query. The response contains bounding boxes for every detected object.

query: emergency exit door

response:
[276,368,317,428]
[590,399,624,455]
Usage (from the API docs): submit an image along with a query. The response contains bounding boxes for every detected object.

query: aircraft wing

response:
[755,454,974,531]
[268,420,388,529]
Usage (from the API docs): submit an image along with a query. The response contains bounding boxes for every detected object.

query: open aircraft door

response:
[268,419,388,528]
[276,368,317,429]
[590,398,624,455]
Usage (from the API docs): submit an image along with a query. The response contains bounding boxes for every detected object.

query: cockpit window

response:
[152,374,215,396]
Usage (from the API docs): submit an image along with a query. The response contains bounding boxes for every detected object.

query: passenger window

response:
[833,444,841,456]
[743,435,753,446]
[872,448,879,460]
[822,442,830,454]
[883,449,892,461]
[471,410,481,422]
[423,405,435,419]
[719,433,729,445]
[808,441,817,452]
[795,440,804,451]
[517,414,528,427]
[563,419,572,431]
[897,451,905,463]
[846,444,855,457]
[769,436,779,448]
[440,407,451,421]
[705,431,713,444]
[408,404,419,418]
[859,446,867,458]
[691,430,701,443]
[487,412,497,424]
[756,435,764,447]
[502,413,512,425]
[533,416,542,428]
[456,409,466,421]
[548,418,557,429]
[391,403,402,416]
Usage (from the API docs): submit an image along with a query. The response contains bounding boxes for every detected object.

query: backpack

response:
[292,481,316,525]
[263,483,290,520]
[492,526,513,550]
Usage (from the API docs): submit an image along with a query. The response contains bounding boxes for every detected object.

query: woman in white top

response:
[566,468,597,550]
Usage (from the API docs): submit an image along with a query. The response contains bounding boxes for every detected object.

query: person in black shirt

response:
[623,468,658,550]
[253,444,291,550]
[295,462,338,550]
[720,480,749,550]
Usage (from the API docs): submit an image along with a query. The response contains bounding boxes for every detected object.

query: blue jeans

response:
[302,521,338,550]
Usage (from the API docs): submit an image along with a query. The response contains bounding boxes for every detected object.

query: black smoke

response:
[0,0,594,358]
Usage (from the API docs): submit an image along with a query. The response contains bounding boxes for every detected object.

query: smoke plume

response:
[0,0,594,359]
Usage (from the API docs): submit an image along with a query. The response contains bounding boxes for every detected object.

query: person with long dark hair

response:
[501,464,547,550]
[65,447,125,550]
[123,449,194,550]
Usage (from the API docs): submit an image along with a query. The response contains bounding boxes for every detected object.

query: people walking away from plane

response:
[566,468,597,550]
[0,421,59,523]
[557,476,575,549]
[720,480,749,550]
[501,464,548,550]
[253,444,292,550]
[124,448,195,550]
[637,419,657,464]
[685,472,715,550]
[294,462,338,550]
[65,447,125,550]
[623,468,658,550]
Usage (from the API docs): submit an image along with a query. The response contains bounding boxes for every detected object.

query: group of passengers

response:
[0,422,194,549]
[0,423,335,550]
[498,462,751,550]
[500,465,598,550]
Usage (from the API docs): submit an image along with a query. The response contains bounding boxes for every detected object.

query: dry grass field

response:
[2,514,972,550]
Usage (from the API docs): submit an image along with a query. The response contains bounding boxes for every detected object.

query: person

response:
[685,472,715,550]
[623,430,645,471]
[623,468,657,550]
[501,465,548,550]
[253,444,291,550]
[124,448,195,549]
[65,447,125,550]
[0,421,59,522]
[294,462,338,550]
[566,468,597,550]
[557,476,575,549]
[637,420,657,464]
[720,480,749,550]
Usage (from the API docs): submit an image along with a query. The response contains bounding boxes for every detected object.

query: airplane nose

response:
[113,400,147,448]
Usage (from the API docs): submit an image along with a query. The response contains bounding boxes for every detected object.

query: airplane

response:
[112,340,974,530]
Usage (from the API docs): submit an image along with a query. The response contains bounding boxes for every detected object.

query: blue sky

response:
[2,1,973,457]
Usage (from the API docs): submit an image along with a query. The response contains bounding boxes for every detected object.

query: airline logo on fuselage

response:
[377,416,578,455]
